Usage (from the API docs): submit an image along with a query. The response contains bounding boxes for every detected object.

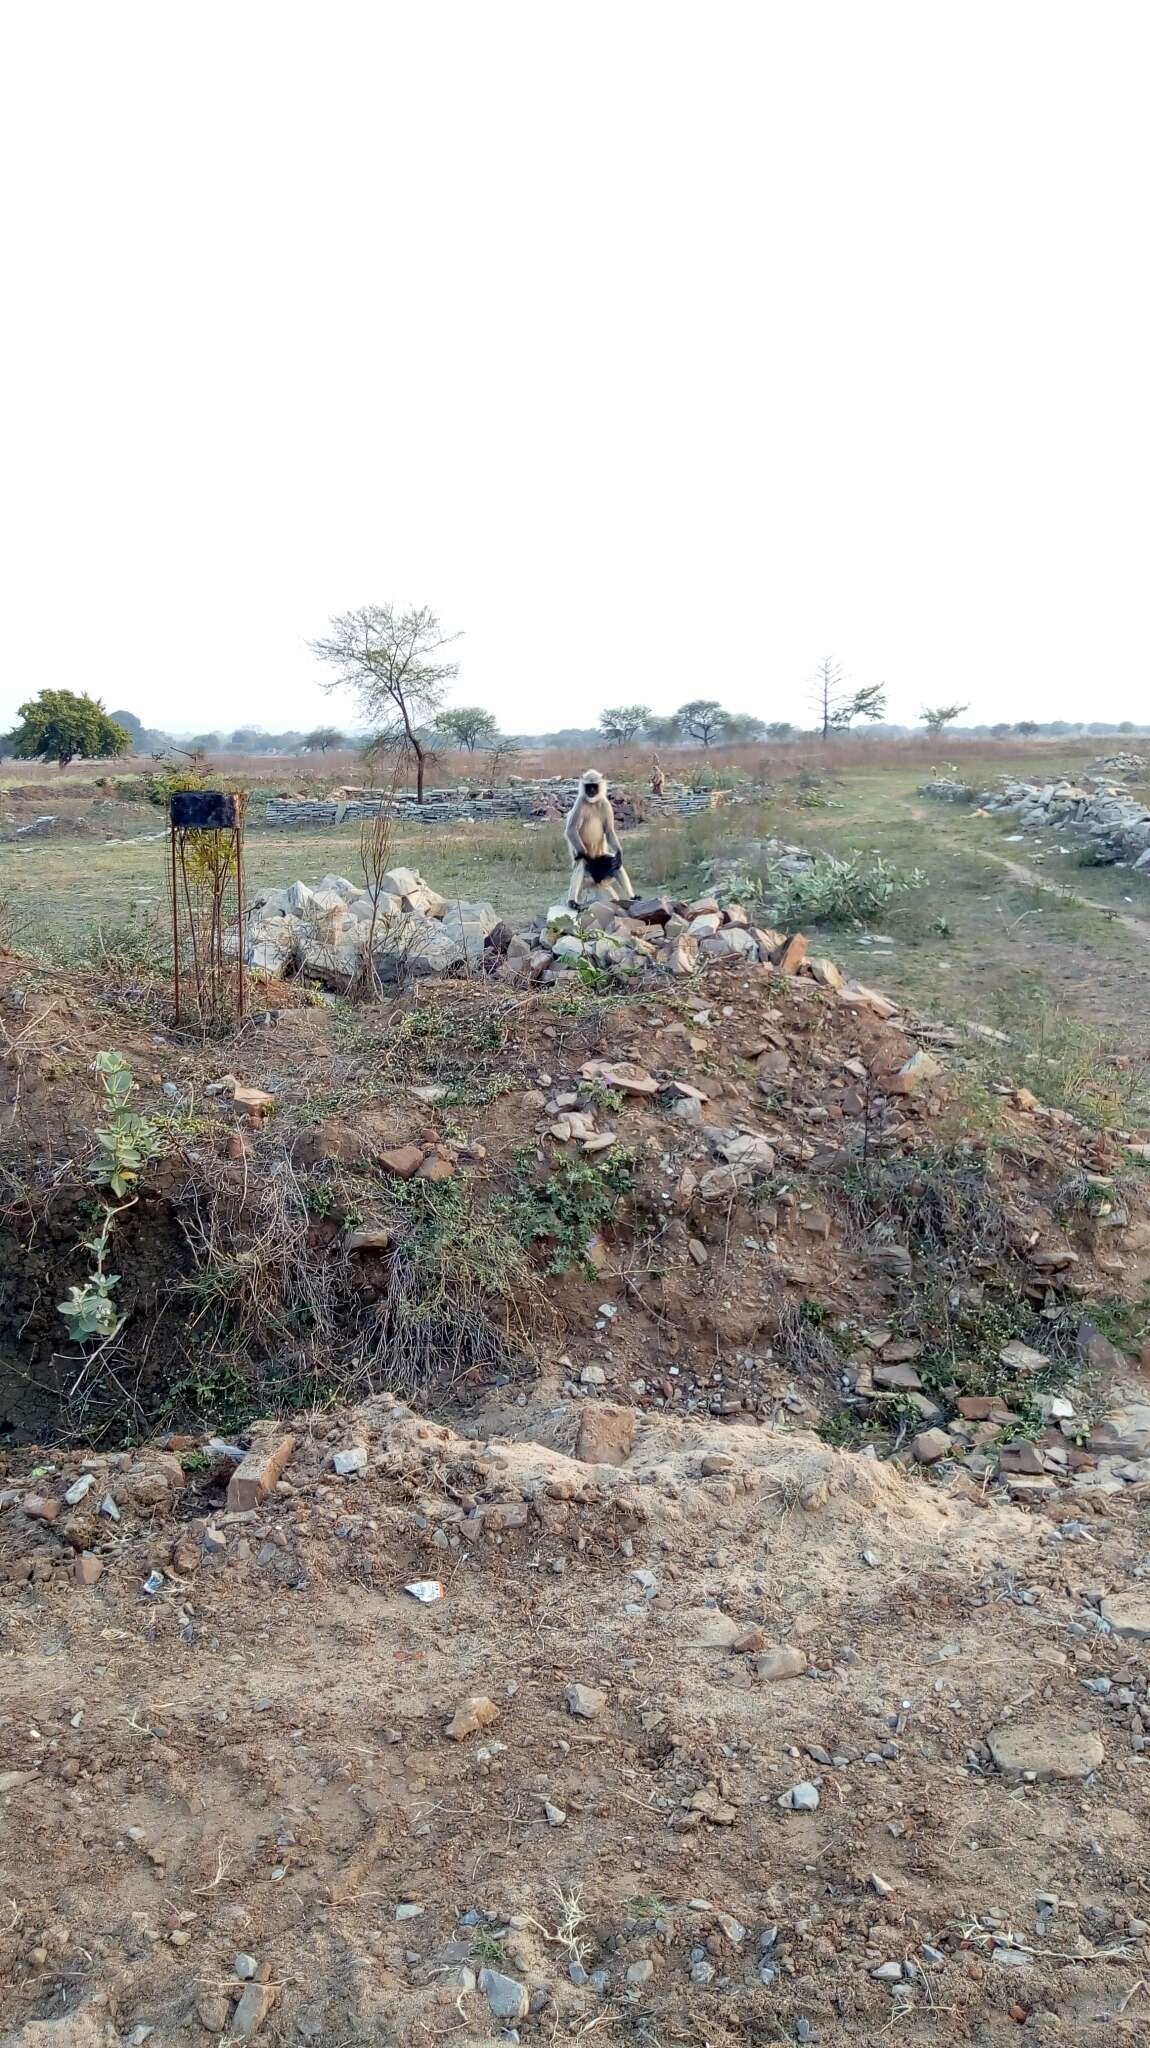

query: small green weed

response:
[373,1174,538,1392]
[581,1077,625,1115]
[841,1151,1007,1257]
[818,1408,887,1449]
[160,1354,264,1434]
[506,1148,635,1275]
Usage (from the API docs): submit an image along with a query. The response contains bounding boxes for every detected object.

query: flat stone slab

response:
[1101,1593,1150,1639]
[988,1718,1103,1780]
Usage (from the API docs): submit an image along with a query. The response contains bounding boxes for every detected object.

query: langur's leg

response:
[614,865,636,901]
[568,859,588,908]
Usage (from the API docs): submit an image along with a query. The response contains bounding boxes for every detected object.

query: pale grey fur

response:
[564,767,635,906]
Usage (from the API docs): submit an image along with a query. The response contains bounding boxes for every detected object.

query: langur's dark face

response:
[582,776,603,799]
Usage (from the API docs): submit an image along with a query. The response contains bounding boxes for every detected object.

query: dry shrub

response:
[843,1152,1010,1258]
[174,1139,540,1406]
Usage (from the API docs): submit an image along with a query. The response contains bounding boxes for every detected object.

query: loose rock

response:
[565,1683,606,1718]
[445,1696,500,1741]
[987,1719,1104,1780]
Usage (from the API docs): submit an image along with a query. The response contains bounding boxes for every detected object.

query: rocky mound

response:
[237,868,861,991]
[3,921,1150,2044]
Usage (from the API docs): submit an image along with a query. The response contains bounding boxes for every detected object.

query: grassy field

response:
[3,748,1149,1112]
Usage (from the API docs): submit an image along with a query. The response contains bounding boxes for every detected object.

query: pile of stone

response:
[531,893,814,981]
[916,776,979,803]
[979,776,1150,867]
[700,842,822,899]
[238,869,502,986]
[1091,752,1146,775]
[921,771,1150,867]
[236,868,885,1000]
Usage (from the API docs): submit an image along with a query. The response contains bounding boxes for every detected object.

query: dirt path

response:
[977,844,1150,946]
[908,799,1150,946]
[892,800,1150,1060]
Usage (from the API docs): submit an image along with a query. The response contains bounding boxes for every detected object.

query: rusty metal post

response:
[170,821,182,1025]
[234,814,247,1023]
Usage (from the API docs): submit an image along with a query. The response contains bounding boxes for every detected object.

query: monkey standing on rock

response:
[564,767,636,908]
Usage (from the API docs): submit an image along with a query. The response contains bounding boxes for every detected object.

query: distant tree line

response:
[3,671,1145,779]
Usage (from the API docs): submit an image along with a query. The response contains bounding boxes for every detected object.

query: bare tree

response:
[355,793,398,999]
[484,733,522,783]
[813,656,887,738]
[311,604,461,802]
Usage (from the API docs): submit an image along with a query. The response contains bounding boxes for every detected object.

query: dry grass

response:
[173,1135,540,1409]
[2,730,1132,801]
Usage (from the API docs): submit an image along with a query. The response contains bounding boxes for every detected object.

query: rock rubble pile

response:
[237,870,875,993]
[922,773,1150,866]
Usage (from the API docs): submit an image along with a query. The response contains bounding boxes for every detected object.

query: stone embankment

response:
[263,779,747,827]
[921,770,1150,867]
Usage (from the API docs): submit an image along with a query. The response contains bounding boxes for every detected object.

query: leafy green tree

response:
[723,713,767,741]
[645,714,683,746]
[676,699,729,746]
[766,721,795,739]
[921,703,968,733]
[1015,719,1040,737]
[5,690,131,769]
[598,704,652,745]
[303,725,346,753]
[434,706,498,752]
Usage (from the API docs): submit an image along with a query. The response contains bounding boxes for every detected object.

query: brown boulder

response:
[775,933,809,974]
[575,1405,635,1467]
[380,1144,426,1178]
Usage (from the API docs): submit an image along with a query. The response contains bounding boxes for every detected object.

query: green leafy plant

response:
[145,759,210,807]
[506,1148,635,1274]
[580,1077,625,1115]
[90,1051,160,1197]
[57,1052,159,1345]
[759,852,927,927]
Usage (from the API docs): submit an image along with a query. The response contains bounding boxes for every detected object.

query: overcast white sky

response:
[2,1,1147,737]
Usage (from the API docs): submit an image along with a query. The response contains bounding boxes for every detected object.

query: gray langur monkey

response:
[564,767,636,908]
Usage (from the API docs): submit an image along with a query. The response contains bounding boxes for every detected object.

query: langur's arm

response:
[564,809,586,863]
[603,800,623,857]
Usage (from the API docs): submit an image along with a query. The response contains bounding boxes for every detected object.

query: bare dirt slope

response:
[2,924,1150,2046]
[3,1395,1150,2047]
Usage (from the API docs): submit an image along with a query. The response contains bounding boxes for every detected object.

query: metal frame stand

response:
[168,791,247,1028]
